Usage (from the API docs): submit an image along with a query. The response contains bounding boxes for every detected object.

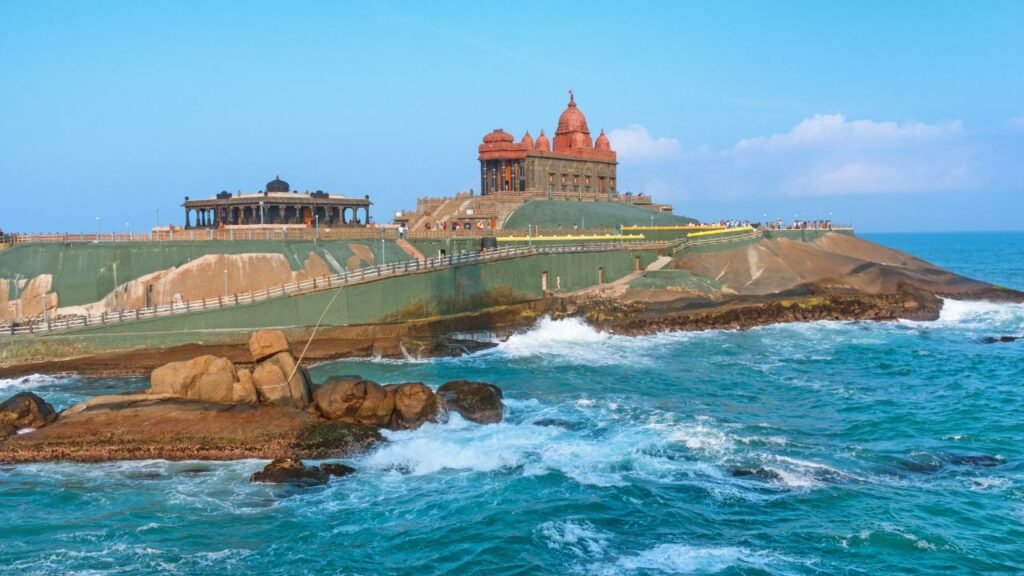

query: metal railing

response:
[1,240,666,337]
[670,228,764,256]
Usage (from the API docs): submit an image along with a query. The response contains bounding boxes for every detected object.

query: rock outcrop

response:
[314,377,395,426]
[436,380,505,424]
[144,331,311,408]
[250,457,355,486]
[253,351,312,409]
[249,329,291,362]
[0,392,57,433]
[149,355,237,402]
[0,398,382,463]
[385,382,445,430]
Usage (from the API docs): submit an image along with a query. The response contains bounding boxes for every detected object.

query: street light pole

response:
[126,222,132,242]
[315,214,319,244]
[223,269,228,299]
[95,217,100,240]
[381,227,386,266]
[156,208,160,228]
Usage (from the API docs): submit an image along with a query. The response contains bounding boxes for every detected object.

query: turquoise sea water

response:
[1,232,1023,575]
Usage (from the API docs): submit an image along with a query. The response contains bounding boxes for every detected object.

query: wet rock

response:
[432,338,499,357]
[730,467,783,481]
[0,392,57,430]
[149,355,237,402]
[947,454,1004,467]
[436,380,504,424]
[250,457,355,486]
[384,382,445,430]
[314,377,395,426]
[532,418,576,430]
[249,329,291,362]
[980,335,1021,344]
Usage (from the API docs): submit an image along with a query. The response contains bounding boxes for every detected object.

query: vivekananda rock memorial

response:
[478,91,618,198]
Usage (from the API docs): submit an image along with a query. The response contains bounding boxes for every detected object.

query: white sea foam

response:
[600,543,782,574]
[499,317,610,357]
[925,299,1024,333]
[0,373,64,392]
[537,520,611,558]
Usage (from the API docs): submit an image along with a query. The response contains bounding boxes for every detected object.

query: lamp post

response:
[259,201,265,225]
[126,222,132,242]
[223,269,228,299]
[650,215,654,227]
[315,214,319,243]
[381,226,386,266]
[156,209,160,228]
[95,217,100,240]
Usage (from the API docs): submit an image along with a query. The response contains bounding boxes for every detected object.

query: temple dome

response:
[535,130,550,151]
[520,131,534,149]
[266,175,290,193]
[595,130,611,150]
[557,94,589,134]
[482,129,515,144]
[553,92,593,151]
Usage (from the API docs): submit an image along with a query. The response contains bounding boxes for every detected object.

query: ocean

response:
[1,232,1022,575]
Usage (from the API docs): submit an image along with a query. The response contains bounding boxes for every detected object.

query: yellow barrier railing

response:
[497,234,646,242]
[621,225,725,231]
[687,226,754,238]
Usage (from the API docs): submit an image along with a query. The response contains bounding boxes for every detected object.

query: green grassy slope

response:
[503,200,697,230]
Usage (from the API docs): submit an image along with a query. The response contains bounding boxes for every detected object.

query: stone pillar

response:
[185,208,191,229]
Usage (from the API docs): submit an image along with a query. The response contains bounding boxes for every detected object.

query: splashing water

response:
[2,232,1024,575]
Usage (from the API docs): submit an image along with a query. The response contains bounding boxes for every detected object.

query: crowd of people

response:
[698,219,834,231]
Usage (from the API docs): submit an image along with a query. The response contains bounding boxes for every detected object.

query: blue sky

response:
[2,1,1022,233]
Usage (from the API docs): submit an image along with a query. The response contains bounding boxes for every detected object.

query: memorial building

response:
[182,176,371,228]
[478,91,618,200]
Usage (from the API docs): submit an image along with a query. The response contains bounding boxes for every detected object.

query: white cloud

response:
[616,113,1004,200]
[735,114,962,152]
[607,124,681,163]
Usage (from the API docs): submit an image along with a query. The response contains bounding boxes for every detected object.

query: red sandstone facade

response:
[478,92,618,198]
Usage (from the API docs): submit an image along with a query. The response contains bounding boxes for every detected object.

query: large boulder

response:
[314,377,394,426]
[385,382,445,430]
[250,457,355,486]
[149,355,237,402]
[249,330,291,362]
[436,380,505,424]
[0,392,57,431]
[232,368,259,404]
[252,352,312,409]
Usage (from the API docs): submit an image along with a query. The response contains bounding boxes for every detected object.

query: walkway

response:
[2,241,666,337]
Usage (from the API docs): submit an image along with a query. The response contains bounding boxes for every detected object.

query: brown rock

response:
[62,393,179,418]
[0,392,57,430]
[314,377,394,426]
[0,398,383,463]
[385,382,444,430]
[249,330,290,362]
[149,355,237,402]
[252,362,291,406]
[263,352,312,408]
[232,368,259,404]
[250,457,355,486]
[436,380,505,424]
[252,352,312,408]
[1,423,17,439]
